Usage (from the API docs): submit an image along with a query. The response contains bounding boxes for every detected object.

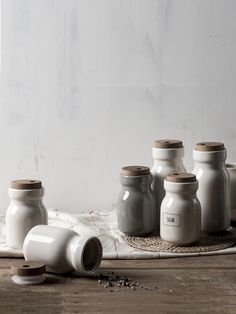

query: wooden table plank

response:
[0,255,236,314]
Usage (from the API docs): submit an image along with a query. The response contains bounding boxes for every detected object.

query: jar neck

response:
[165,190,197,198]
[194,161,226,169]
[9,187,44,202]
[153,158,184,167]
[120,175,152,192]
[164,181,198,196]
[193,149,226,164]
[152,147,184,161]
[11,199,43,205]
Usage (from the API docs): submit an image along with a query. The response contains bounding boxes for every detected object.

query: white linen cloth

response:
[1,209,236,259]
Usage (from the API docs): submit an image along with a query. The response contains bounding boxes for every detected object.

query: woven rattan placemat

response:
[126,231,236,253]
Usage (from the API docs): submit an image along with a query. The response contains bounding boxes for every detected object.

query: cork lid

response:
[166,173,196,183]
[10,180,42,190]
[11,261,46,276]
[121,166,150,176]
[153,140,183,149]
[195,142,225,152]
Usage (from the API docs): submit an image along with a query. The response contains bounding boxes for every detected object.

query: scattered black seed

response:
[95,273,154,292]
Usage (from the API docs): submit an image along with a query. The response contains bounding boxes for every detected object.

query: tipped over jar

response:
[23,225,103,275]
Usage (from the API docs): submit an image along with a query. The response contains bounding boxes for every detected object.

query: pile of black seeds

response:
[95,272,158,292]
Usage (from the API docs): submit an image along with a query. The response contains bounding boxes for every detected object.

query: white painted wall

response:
[0,0,236,214]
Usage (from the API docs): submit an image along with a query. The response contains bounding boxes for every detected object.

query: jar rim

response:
[121,166,150,176]
[10,180,42,190]
[166,173,196,183]
[194,142,224,152]
[153,139,183,149]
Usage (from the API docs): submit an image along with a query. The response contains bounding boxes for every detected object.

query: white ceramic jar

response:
[160,173,201,245]
[117,166,156,235]
[23,225,103,275]
[226,163,236,226]
[151,140,186,229]
[6,180,48,250]
[193,142,230,233]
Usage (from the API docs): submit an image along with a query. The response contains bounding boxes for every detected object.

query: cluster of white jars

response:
[117,140,232,246]
[160,141,230,245]
[6,179,103,276]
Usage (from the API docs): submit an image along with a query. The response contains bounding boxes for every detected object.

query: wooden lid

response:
[121,166,150,176]
[195,142,225,152]
[11,261,45,276]
[10,180,42,190]
[166,173,196,183]
[153,140,183,149]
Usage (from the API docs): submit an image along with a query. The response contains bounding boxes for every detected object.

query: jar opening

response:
[83,238,102,272]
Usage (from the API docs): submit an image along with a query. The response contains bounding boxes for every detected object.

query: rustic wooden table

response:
[0,255,236,314]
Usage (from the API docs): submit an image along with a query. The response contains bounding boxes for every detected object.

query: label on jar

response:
[163,213,181,227]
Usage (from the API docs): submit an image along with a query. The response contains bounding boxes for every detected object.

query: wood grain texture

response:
[1,256,236,313]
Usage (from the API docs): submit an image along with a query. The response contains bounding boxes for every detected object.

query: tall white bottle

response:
[193,142,230,233]
[151,140,186,230]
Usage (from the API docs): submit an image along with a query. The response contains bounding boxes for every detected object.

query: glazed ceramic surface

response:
[160,174,201,245]
[117,167,156,235]
[11,274,46,285]
[23,225,103,274]
[151,141,186,229]
[226,163,236,224]
[6,187,48,249]
[193,145,230,233]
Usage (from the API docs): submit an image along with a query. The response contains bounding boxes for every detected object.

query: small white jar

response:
[151,140,186,229]
[226,163,236,226]
[160,173,201,245]
[6,180,48,250]
[23,225,103,275]
[193,142,230,233]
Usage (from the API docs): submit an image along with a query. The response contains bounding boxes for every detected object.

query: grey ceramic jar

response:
[117,166,156,236]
